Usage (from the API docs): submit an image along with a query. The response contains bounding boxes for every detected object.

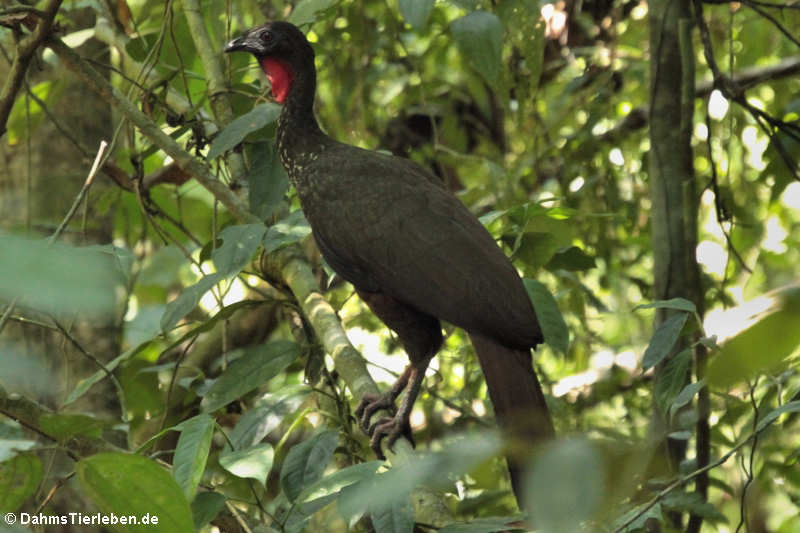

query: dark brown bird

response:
[225,21,554,506]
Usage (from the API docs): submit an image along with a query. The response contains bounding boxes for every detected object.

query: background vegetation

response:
[1,0,799,532]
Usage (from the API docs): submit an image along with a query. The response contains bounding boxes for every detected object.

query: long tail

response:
[469,332,555,509]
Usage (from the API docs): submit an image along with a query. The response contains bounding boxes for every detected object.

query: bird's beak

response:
[225,31,261,55]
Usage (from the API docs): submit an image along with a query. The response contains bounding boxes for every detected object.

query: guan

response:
[225,21,555,505]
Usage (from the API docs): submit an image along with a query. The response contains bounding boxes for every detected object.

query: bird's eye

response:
[262,31,273,43]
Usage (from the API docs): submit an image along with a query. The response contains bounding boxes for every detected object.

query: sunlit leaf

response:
[398,0,434,29]
[228,387,309,451]
[220,443,274,484]
[654,349,691,414]
[262,210,312,252]
[288,0,338,26]
[212,223,267,276]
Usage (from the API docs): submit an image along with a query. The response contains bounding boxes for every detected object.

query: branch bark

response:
[0,0,63,138]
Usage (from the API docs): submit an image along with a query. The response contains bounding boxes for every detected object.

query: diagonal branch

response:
[45,37,258,224]
[0,0,63,138]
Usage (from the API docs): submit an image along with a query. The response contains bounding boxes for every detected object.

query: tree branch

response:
[46,37,258,224]
[0,0,63,138]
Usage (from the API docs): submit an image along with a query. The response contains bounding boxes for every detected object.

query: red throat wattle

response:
[260,57,294,104]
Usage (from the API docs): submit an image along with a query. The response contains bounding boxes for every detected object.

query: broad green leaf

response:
[635,298,697,314]
[208,103,281,159]
[662,491,726,523]
[755,400,800,433]
[523,279,569,354]
[201,341,301,412]
[0,453,43,512]
[191,492,227,529]
[212,223,268,276]
[220,443,274,484]
[398,0,435,29]
[298,461,383,502]
[39,413,104,441]
[641,312,689,370]
[248,141,289,220]
[228,387,309,451]
[438,517,525,533]
[281,430,339,502]
[288,0,338,26]
[77,452,194,532]
[708,286,800,387]
[371,497,414,533]
[0,234,122,317]
[173,414,215,500]
[544,246,596,272]
[526,438,604,533]
[654,349,691,414]
[160,272,225,332]
[451,11,504,87]
[262,210,312,252]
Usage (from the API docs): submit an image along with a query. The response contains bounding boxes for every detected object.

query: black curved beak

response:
[225,31,261,55]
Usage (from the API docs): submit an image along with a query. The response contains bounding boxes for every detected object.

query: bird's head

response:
[225,21,314,104]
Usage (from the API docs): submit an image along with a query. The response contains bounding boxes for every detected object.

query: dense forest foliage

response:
[1,0,799,532]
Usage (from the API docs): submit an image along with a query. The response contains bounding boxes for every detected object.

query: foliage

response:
[1,0,799,532]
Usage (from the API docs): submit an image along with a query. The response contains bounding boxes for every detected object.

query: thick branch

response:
[0,0,63,138]
[46,37,258,224]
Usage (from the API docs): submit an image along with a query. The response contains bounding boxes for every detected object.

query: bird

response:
[225,20,555,506]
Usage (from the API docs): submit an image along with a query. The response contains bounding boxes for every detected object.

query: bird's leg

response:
[366,358,430,458]
[354,365,413,433]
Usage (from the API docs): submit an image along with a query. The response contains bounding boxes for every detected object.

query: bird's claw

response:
[367,417,414,459]
[354,392,397,433]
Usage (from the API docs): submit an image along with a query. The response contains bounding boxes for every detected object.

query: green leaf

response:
[523,279,569,354]
[248,141,289,220]
[77,452,194,532]
[160,272,225,332]
[39,414,104,441]
[212,223,268,276]
[438,517,525,533]
[298,461,383,502]
[280,430,339,502]
[634,298,697,314]
[641,312,689,370]
[670,380,706,416]
[0,453,43,513]
[64,342,150,406]
[288,0,339,26]
[191,492,227,529]
[544,246,596,272]
[755,400,800,433]
[173,414,215,500]
[654,349,691,414]
[219,443,275,484]
[262,210,312,252]
[526,438,604,533]
[398,0,435,29]
[201,341,301,412]
[0,234,122,317]
[451,11,504,87]
[228,387,309,451]
[372,497,414,533]
[208,103,281,159]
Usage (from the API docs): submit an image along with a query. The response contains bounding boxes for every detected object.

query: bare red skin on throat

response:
[260,57,294,104]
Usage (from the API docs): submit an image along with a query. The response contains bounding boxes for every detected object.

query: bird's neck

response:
[275,63,331,183]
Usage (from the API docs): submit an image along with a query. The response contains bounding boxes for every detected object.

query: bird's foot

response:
[354,392,398,434]
[366,415,414,459]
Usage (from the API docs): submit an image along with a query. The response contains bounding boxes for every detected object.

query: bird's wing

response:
[304,148,542,348]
